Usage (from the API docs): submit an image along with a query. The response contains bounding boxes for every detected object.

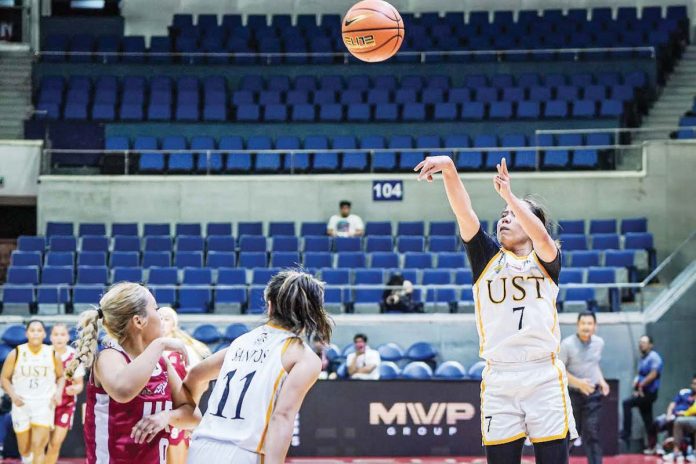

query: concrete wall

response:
[648,283,696,415]
[36,140,696,259]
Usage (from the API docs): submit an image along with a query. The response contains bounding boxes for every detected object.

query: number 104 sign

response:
[372,180,403,202]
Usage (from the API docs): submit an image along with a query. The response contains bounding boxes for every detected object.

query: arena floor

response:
[0,456,664,463]
[285,457,662,463]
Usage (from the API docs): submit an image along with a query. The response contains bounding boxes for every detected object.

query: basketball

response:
[342,0,404,62]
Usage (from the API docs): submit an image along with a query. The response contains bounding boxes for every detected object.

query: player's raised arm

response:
[414,155,481,241]
[493,158,557,262]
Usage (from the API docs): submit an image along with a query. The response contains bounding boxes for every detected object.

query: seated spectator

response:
[327,200,364,237]
[347,333,381,380]
[654,375,696,454]
[662,377,696,462]
[381,274,423,313]
[311,334,330,380]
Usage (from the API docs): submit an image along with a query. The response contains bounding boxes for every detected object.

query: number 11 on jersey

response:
[211,370,257,420]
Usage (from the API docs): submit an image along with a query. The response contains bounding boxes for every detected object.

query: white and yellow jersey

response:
[11,344,58,400]
[466,228,561,363]
[191,324,300,455]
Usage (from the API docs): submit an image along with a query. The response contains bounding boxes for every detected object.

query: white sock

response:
[21,453,33,464]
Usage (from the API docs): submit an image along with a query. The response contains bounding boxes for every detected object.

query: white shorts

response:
[187,437,261,464]
[11,399,54,432]
[480,355,578,446]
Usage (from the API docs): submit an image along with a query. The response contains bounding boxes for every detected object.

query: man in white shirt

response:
[327,201,364,237]
[347,333,381,380]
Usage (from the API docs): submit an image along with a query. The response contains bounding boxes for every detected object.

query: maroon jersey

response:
[166,351,186,380]
[84,347,172,464]
[58,347,82,409]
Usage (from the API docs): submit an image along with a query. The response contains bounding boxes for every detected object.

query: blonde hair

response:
[159,307,211,360]
[66,282,151,378]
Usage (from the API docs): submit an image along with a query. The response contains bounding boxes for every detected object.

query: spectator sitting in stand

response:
[381,274,423,313]
[654,375,696,455]
[327,200,364,237]
[346,333,381,380]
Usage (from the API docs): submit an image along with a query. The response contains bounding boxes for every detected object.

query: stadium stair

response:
[638,45,696,142]
[0,44,32,139]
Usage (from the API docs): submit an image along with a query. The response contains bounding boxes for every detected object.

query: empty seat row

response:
[37,71,648,99]
[38,99,628,123]
[100,132,618,174]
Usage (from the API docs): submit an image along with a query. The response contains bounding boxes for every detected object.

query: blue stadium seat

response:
[271,236,299,252]
[238,222,263,236]
[7,266,40,284]
[559,234,588,251]
[592,234,620,250]
[81,235,109,252]
[454,269,473,285]
[17,236,45,252]
[401,362,433,380]
[144,236,172,252]
[239,252,267,268]
[223,323,249,342]
[621,218,648,234]
[79,223,106,236]
[45,251,74,266]
[2,325,29,347]
[271,252,301,268]
[370,252,399,269]
[239,236,267,252]
[570,250,601,267]
[404,252,433,268]
[49,236,77,252]
[113,267,143,282]
[10,251,42,267]
[177,236,204,252]
[73,285,105,306]
[335,237,362,252]
[380,362,401,380]
[376,343,405,363]
[192,324,221,344]
[365,236,393,252]
[142,251,171,268]
[77,266,109,284]
[112,223,138,236]
[247,286,267,314]
[206,223,232,236]
[439,252,467,269]
[558,220,585,234]
[435,361,468,379]
[336,252,365,268]
[405,341,438,361]
[429,236,458,252]
[110,251,139,268]
[78,252,107,267]
[47,222,73,237]
[175,251,203,268]
[590,219,617,234]
[179,287,211,314]
[624,232,654,251]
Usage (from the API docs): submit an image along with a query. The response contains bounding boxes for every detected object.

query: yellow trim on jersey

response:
[474,252,501,356]
[473,251,503,288]
[484,432,528,446]
[256,368,287,454]
[531,252,561,351]
[479,363,488,443]
[266,322,291,332]
[530,355,569,444]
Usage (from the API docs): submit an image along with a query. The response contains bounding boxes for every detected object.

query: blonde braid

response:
[66,309,100,379]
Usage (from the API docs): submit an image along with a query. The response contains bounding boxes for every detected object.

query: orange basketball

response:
[342,0,404,62]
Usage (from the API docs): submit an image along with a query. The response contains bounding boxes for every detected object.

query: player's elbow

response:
[109,383,141,403]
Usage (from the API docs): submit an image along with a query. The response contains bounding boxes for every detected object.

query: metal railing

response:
[34,46,657,64]
[535,125,696,142]
[42,143,644,175]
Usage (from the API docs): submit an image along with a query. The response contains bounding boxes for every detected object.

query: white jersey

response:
[474,249,560,363]
[11,344,57,400]
[192,324,299,455]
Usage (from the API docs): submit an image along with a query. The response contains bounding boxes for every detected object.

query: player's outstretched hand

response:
[493,157,514,202]
[414,155,455,183]
[159,338,189,366]
[131,410,170,444]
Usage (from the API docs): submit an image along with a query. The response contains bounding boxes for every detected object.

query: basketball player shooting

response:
[415,156,578,464]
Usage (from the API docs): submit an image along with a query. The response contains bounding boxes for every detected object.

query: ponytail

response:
[66,281,151,378]
[66,309,100,378]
